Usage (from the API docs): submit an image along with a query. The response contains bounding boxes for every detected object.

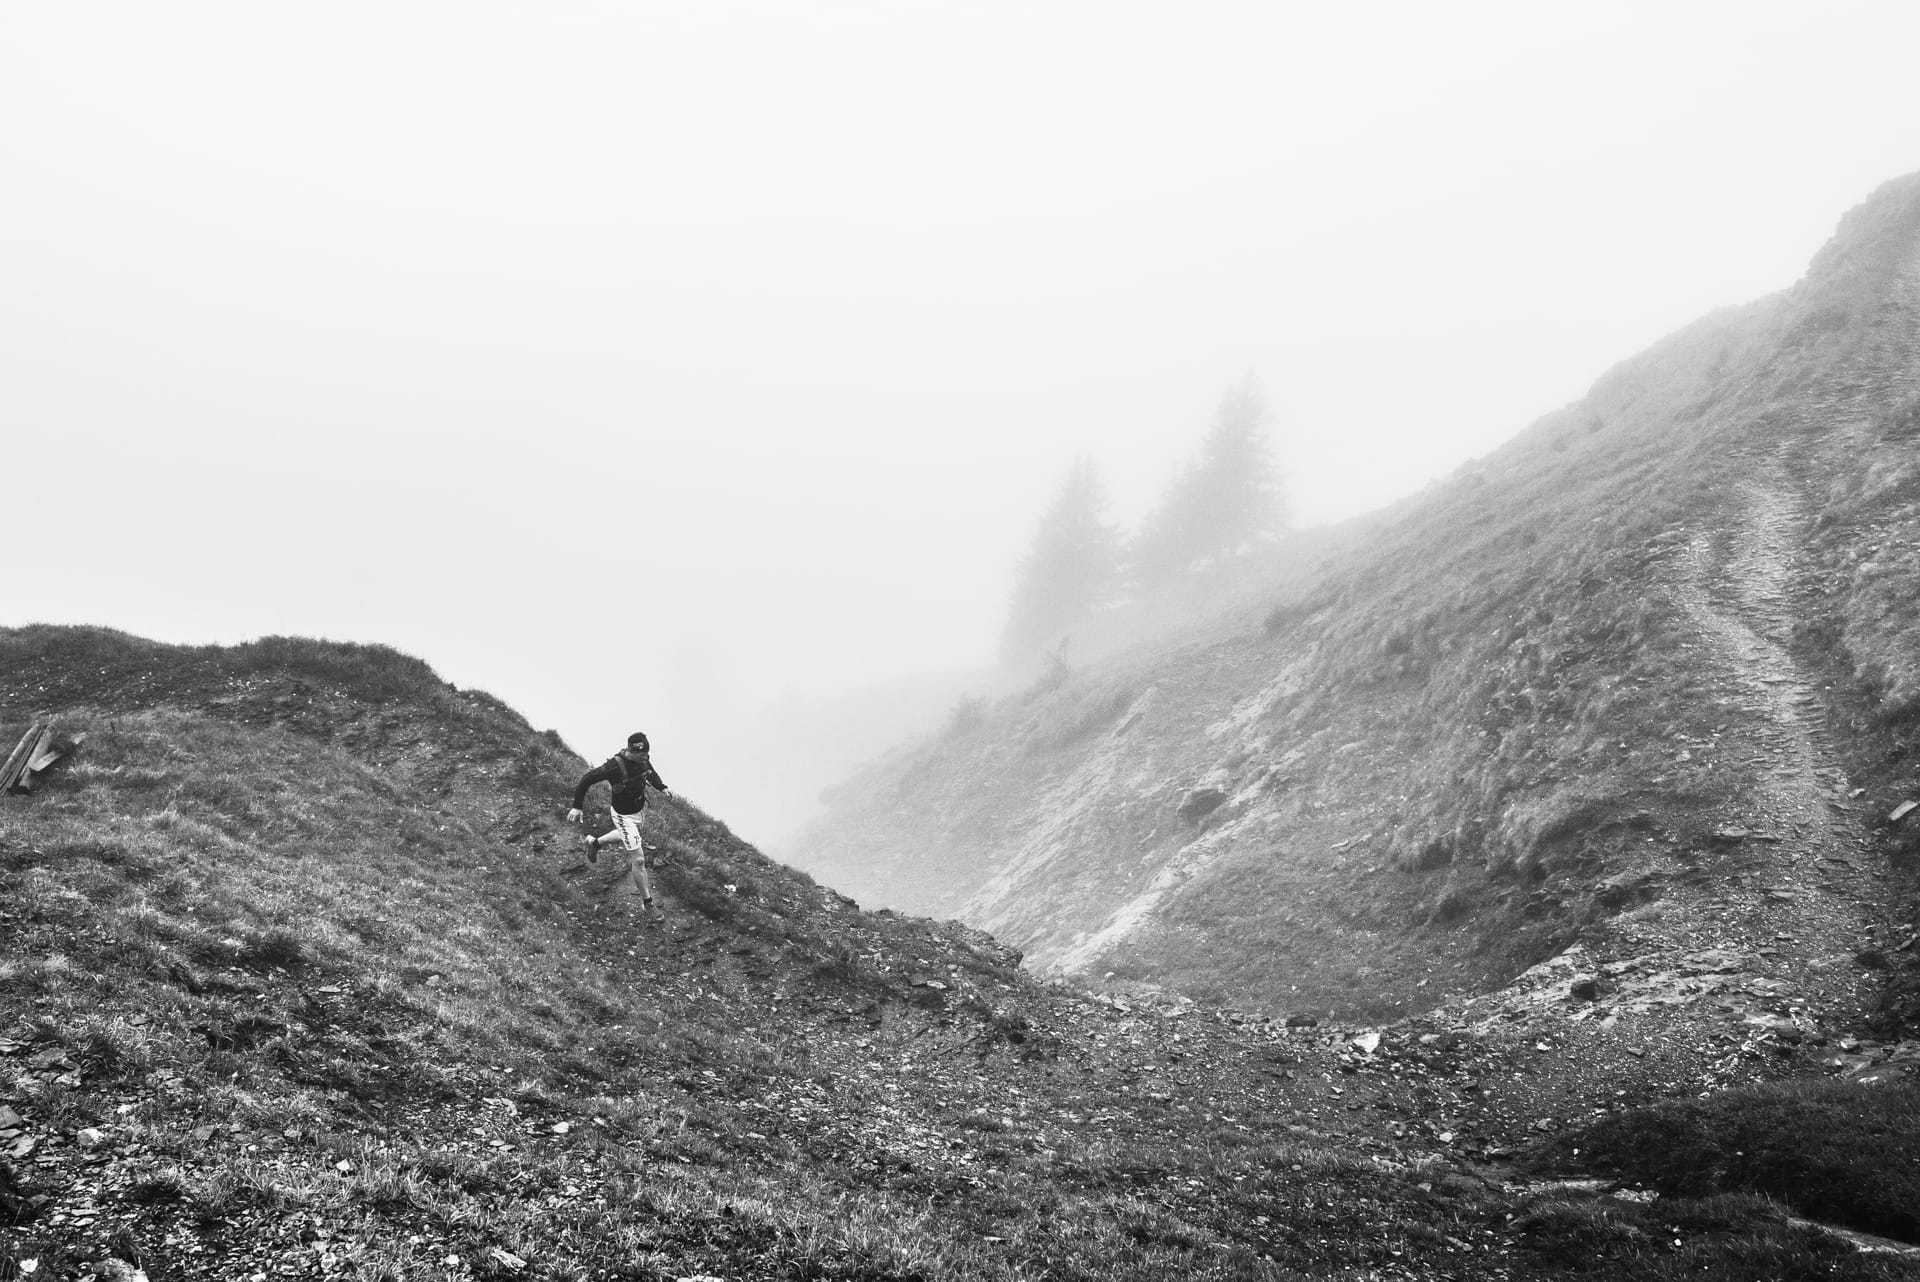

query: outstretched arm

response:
[570,763,613,814]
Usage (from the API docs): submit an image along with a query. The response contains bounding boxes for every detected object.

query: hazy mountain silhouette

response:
[791,173,1920,1033]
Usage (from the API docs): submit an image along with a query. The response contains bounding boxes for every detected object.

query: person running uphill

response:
[567,732,671,920]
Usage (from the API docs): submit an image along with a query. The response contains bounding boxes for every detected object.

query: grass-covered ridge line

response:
[4,626,457,708]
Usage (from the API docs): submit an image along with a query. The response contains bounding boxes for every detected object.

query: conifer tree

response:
[999,457,1121,664]
[1131,377,1286,588]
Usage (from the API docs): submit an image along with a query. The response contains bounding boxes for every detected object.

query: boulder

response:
[1178,787,1229,823]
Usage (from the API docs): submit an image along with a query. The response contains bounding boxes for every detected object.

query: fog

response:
[5,3,1918,847]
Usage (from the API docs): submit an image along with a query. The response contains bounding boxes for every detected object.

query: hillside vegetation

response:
[790,173,1920,1030]
[7,627,1920,1278]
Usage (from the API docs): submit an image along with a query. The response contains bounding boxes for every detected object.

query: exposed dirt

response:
[1652,452,1894,1023]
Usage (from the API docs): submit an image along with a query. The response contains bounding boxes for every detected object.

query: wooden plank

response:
[0,722,44,794]
[17,726,55,791]
[19,730,85,792]
[0,721,43,790]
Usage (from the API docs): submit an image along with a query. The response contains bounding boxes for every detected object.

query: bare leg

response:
[610,851,653,901]
[606,812,661,916]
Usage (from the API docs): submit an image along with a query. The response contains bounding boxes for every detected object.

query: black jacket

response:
[573,751,669,816]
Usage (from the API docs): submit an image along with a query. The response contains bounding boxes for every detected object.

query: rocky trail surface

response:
[1663,451,1895,1021]
[1410,444,1919,1130]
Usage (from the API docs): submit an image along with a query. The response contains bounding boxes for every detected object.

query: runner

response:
[567,732,671,921]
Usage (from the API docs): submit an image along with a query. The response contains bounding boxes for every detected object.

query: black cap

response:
[627,731,649,750]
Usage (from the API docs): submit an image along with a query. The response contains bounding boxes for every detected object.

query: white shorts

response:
[609,808,647,855]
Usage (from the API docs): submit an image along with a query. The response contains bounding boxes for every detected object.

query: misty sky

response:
[6,3,1920,846]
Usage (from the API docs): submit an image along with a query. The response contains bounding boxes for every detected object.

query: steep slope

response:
[9,627,1920,1278]
[790,173,1920,1027]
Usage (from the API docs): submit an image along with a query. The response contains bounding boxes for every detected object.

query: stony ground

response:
[8,851,1920,1281]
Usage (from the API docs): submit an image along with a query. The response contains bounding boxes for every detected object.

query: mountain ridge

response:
[789,173,1920,1028]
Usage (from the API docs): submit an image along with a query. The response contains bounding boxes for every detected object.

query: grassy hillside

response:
[6,626,1918,1278]
[788,173,1920,1023]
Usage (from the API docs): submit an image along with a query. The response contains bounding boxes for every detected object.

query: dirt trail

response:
[1441,453,1895,1066]
[1662,218,1920,983]
[1667,453,1888,1021]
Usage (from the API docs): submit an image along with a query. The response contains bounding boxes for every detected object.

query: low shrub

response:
[1546,1078,1920,1242]
[944,695,988,739]
[235,926,309,972]
[1514,1189,1913,1280]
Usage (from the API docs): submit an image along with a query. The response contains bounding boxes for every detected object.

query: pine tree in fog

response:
[1000,458,1121,664]
[1132,377,1286,588]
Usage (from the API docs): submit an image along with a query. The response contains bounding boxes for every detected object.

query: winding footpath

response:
[1624,450,1892,1033]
